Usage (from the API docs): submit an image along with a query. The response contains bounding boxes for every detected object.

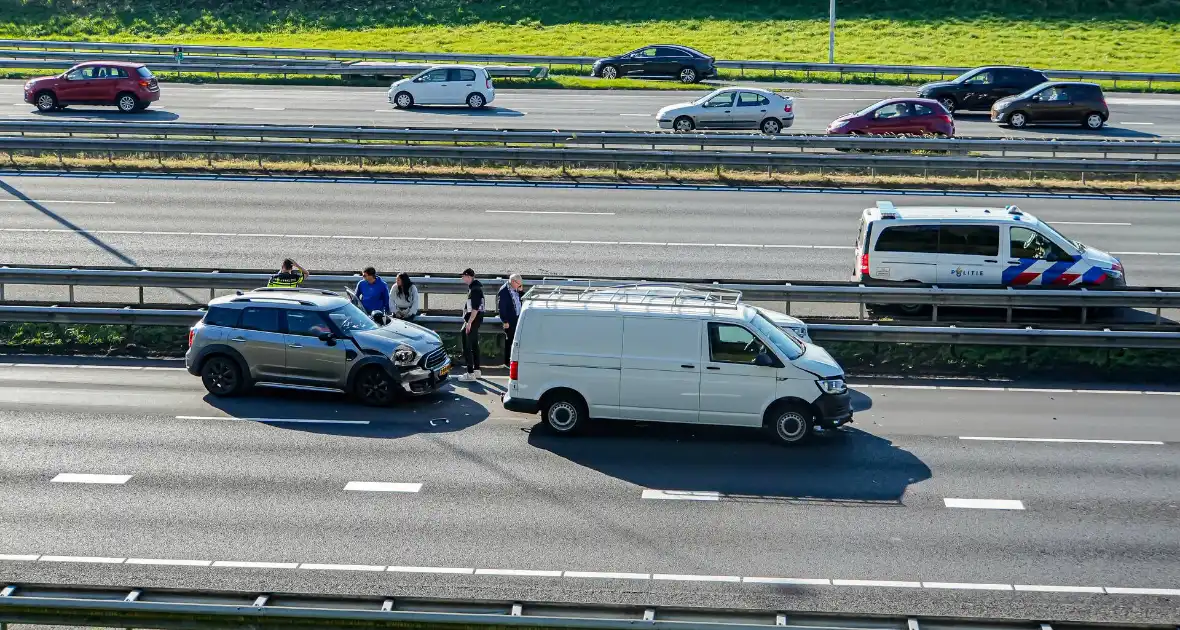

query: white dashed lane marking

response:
[960,436,1165,445]
[641,489,720,501]
[944,498,1026,510]
[51,473,132,484]
[176,415,370,425]
[343,482,422,493]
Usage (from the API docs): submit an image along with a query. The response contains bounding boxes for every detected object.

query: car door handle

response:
[984,259,998,263]
[706,366,721,370]
[288,344,303,349]
[1008,260,1023,265]
[230,337,246,343]
[681,364,695,369]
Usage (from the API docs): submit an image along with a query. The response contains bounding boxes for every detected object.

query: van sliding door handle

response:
[706,366,721,370]
[983,259,998,263]
[681,364,695,369]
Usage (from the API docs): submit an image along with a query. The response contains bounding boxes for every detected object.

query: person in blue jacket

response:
[355,266,391,317]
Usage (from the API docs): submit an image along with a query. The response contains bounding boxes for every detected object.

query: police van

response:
[853,202,1125,288]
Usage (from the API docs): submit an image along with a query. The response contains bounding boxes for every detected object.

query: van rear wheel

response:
[541,391,588,434]
[765,402,814,446]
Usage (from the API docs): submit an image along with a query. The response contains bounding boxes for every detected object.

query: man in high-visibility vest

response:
[268,258,309,288]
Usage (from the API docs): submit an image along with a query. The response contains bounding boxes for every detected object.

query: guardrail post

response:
[68,284,74,303]
[138,286,144,305]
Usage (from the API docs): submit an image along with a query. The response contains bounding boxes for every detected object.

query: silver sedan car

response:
[657,87,795,134]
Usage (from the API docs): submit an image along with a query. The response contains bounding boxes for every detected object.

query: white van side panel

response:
[868,224,938,283]
[619,316,701,423]
[518,311,622,416]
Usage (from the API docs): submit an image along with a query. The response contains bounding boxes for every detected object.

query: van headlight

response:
[393,345,418,366]
[816,378,846,395]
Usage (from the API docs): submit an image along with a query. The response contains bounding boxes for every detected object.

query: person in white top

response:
[390,272,420,321]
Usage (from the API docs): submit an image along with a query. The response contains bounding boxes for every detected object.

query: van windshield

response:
[749,313,803,361]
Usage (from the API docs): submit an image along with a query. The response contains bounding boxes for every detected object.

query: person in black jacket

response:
[458,268,485,382]
[497,273,524,367]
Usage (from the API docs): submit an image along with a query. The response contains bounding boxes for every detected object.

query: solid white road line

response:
[944,498,1025,510]
[563,570,651,580]
[299,563,386,572]
[51,473,132,484]
[212,560,299,569]
[387,566,475,574]
[653,573,742,583]
[0,554,39,561]
[642,489,720,501]
[960,436,1165,445]
[486,210,615,215]
[1014,584,1105,594]
[175,415,370,425]
[1104,587,1180,596]
[1119,122,1154,126]
[831,579,922,588]
[922,582,1013,591]
[344,482,422,493]
[39,556,125,564]
[125,558,212,567]
[1052,221,1132,226]
[743,577,831,585]
[475,568,563,577]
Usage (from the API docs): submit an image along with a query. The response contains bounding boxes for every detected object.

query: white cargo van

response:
[853,201,1125,288]
[501,283,851,445]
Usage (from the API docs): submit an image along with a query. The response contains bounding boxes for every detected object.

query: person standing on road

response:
[268,258,308,288]
[391,272,420,321]
[355,266,391,317]
[458,268,485,382]
[497,273,524,367]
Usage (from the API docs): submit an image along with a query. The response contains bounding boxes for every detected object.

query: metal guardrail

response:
[1,265,1178,328]
[3,121,1177,158]
[3,136,1177,178]
[5,583,1169,630]
[3,304,1179,348]
[0,58,550,78]
[2,38,1179,86]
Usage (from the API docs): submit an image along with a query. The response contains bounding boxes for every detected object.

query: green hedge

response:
[2,323,1177,383]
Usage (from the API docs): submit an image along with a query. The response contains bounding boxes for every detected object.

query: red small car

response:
[827,98,955,137]
[24,62,161,113]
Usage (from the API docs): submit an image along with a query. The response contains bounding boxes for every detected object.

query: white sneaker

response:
[458,372,478,382]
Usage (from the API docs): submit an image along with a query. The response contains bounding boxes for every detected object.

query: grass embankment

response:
[2,152,1176,193]
[4,323,1177,383]
[0,1,1177,89]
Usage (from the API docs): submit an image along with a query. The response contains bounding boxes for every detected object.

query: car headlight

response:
[1103,268,1123,279]
[816,378,847,395]
[393,345,417,366]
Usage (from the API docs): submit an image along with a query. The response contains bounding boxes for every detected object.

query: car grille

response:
[422,348,447,370]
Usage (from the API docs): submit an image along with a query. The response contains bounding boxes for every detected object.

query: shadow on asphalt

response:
[951,113,1160,138]
[29,108,182,121]
[200,383,489,438]
[391,106,524,117]
[526,389,930,505]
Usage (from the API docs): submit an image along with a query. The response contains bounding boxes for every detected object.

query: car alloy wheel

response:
[395,92,413,108]
[1009,112,1027,128]
[760,118,782,135]
[357,367,395,406]
[117,94,137,112]
[679,68,697,83]
[1085,113,1104,129]
[673,116,694,133]
[201,357,240,396]
[36,93,56,112]
[600,65,618,80]
[467,93,485,108]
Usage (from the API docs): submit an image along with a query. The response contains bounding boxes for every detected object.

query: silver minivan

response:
[185,288,451,405]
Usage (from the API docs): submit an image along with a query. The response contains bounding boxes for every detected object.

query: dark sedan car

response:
[916,66,1049,113]
[827,98,955,137]
[592,45,715,83]
[991,81,1109,130]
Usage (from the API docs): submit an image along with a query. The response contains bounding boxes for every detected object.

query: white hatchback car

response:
[388,65,496,109]
[657,87,795,134]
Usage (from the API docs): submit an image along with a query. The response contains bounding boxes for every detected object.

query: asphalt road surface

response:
[3,81,1179,139]
[0,174,1175,288]
[0,359,1177,623]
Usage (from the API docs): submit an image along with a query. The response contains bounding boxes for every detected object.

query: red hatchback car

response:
[827,98,955,137]
[24,62,160,113]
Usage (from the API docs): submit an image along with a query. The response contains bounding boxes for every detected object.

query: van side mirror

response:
[1031,95,1041,102]
[754,352,776,368]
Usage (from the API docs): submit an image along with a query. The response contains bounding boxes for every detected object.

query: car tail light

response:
[509,360,518,381]
[784,103,793,113]
[939,113,952,125]
[187,328,195,347]
[486,78,492,89]
[139,80,151,88]
[859,253,870,276]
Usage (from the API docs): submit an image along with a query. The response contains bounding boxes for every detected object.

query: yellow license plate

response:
[438,365,451,378]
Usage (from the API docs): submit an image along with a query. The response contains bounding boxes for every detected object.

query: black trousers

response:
[503,323,516,367]
[462,314,483,372]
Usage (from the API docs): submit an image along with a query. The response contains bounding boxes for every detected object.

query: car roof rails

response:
[251,287,341,297]
[229,296,316,306]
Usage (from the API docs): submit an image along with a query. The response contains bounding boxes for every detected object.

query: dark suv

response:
[24,61,160,113]
[916,66,1049,113]
[991,82,1109,130]
[592,45,715,83]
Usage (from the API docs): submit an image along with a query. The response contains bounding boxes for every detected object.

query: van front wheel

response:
[765,402,814,446]
[542,391,588,434]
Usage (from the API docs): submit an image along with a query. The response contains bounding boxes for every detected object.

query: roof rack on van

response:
[523,281,743,310]
[251,287,341,297]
